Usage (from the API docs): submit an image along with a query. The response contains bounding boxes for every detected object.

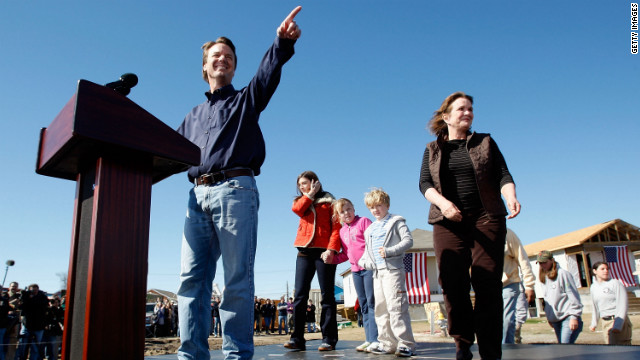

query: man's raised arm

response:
[277,6,302,40]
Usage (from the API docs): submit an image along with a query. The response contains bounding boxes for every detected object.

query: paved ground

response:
[145,340,640,359]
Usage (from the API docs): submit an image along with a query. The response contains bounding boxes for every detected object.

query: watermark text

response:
[632,3,638,54]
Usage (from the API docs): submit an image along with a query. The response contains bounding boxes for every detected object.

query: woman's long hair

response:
[427,91,473,136]
[539,259,559,282]
[295,170,324,199]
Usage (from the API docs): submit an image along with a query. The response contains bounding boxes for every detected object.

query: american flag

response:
[604,246,637,287]
[403,252,430,304]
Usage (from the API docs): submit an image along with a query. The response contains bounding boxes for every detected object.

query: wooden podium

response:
[36,80,199,360]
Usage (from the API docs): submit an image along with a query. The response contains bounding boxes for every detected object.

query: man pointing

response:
[176,7,302,360]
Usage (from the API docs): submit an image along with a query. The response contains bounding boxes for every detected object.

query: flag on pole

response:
[403,252,430,304]
[604,246,637,287]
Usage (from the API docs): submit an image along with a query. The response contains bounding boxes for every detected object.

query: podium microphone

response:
[105,73,138,96]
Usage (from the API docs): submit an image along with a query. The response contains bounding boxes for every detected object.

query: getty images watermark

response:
[632,3,638,54]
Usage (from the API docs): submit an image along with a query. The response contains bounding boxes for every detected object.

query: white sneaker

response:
[365,342,380,353]
[356,342,371,352]
[370,343,395,355]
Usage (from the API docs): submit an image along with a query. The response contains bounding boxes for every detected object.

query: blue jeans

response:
[352,270,378,343]
[16,327,44,360]
[502,282,520,344]
[306,322,316,333]
[213,316,221,337]
[263,317,272,333]
[42,334,61,360]
[515,285,528,324]
[551,317,583,344]
[0,327,5,360]
[254,314,261,333]
[291,251,338,346]
[178,176,259,360]
[278,315,288,334]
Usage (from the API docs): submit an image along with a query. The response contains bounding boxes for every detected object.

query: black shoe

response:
[456,348,472,360]
[318,343,335,351]
[284,340,306,351]
[395,346,415,357]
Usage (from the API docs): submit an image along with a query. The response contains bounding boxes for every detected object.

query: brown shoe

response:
[318,343,335,351]
[284,340,306,351]
[515,324,522,344]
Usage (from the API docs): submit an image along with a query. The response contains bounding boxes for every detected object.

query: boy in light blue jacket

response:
[358,188,416,357]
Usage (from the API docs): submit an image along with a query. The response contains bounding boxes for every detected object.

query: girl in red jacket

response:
[284,171,341,352]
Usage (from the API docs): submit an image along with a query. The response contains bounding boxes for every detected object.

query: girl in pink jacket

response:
[326,198,379,352]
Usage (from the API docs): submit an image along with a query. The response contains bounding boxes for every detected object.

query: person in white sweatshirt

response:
[589,261,632,345]
[537,250,583,344]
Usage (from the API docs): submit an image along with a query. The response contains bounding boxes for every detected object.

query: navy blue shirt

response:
[177,37,295,181]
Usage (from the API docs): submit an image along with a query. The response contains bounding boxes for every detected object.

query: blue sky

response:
[1,1,639,300]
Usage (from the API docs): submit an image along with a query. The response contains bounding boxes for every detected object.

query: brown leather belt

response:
[195,169,253,186]
[602,316,614,321]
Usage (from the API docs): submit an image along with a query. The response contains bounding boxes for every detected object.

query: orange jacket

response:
[292,192,341,252]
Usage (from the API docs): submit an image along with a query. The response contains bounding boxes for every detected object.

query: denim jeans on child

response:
[352,269,378,344]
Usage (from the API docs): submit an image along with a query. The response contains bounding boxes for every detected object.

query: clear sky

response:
[1,1,639,300]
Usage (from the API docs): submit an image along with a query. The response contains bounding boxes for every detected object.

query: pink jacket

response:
[333,215,372,272]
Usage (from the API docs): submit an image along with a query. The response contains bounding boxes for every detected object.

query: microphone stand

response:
[2,260,14,288]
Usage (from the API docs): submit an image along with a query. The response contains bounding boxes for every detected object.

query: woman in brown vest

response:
[419,92,520,360]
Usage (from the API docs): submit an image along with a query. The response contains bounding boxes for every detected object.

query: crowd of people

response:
[1,252,635,360]
[151,296,178,338]
[251,296,299,336]
[0,282,64,360]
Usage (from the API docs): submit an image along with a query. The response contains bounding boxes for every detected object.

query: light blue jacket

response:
[358,214,413,271]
